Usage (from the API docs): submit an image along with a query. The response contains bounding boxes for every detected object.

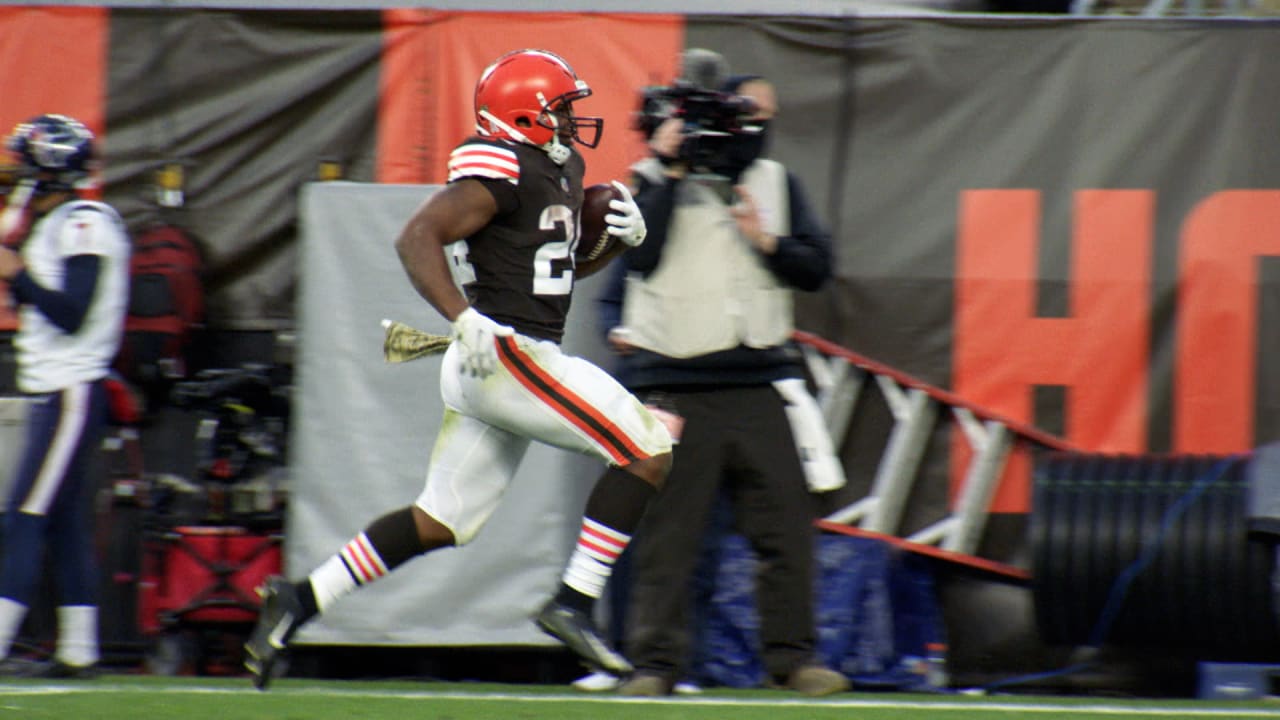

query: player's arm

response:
[395,179,498,323]
[0,242,101,333]
[755,172,832,292]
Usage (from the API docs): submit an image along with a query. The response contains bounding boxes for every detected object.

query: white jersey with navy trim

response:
[15,200,131,393]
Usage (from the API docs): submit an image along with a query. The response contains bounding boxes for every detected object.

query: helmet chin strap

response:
[543,137,571,166]
[478,109,570,166]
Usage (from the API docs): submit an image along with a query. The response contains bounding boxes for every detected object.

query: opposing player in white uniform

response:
[245,49,671,690]
[0,114,131,678]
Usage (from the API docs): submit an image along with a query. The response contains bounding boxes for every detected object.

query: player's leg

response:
[0,387,94,676]
[536,459,666,674]
[481,336,674,672]
[245,401,527,690]
[42,381,109,677]
[243,503,451,690]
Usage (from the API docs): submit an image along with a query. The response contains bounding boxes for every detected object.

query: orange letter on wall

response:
[1175,191,1280,453]
[955,189,1152,512]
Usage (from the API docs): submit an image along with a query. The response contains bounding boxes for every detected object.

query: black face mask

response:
[711,120,770,184]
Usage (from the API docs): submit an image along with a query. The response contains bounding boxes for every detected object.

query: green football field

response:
[1,676,1277,720]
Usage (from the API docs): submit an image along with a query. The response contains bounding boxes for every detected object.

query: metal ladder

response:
[794,331,1078,581]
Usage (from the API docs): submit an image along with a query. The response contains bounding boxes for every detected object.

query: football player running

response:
[245,48,667,689]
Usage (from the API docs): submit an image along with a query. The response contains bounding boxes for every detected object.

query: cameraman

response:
[611,70,849,697]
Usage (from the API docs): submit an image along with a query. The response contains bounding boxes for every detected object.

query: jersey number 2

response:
[533,204,576,296]
[449,204,577,296]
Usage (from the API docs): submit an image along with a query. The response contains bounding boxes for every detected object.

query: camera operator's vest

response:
[623,157,793,359]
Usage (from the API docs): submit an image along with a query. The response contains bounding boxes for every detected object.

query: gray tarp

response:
[104,10,383,330]
[291,182,606,646]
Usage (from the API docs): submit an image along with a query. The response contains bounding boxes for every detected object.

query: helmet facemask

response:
[534,90,601,165]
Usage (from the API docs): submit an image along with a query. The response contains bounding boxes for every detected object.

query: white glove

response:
[451,307,514,378]
[605,180,647,247]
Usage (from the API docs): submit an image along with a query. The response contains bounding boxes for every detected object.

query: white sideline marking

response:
[0,684,1274,716]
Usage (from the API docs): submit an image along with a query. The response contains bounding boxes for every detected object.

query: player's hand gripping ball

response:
[576,182,624,263]
[605,180,646,248]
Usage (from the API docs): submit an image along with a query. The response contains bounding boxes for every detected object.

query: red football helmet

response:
[474,49,603,162]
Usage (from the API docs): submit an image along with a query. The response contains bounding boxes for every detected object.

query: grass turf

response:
[1,675,1278,720]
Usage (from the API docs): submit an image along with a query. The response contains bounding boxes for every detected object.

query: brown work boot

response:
[617,670,673,696]
[776,664,850,696]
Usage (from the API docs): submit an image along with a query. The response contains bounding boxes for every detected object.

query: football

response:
[576,183,623,263]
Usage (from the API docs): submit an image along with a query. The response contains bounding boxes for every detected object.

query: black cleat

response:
[535,600,633,675]
[244,576,303,691]
[28,661,99,680]
[0,657,40,678]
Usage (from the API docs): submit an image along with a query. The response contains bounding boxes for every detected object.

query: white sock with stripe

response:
[308,532,390,613]
[562,518,631,599]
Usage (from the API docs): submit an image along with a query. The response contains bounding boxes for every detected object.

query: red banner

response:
[378,11,684,188]
[0,6,107,330]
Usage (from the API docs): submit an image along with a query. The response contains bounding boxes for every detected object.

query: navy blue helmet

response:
[6,113,96,191]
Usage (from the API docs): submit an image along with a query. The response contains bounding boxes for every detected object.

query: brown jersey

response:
[445,136,585,343]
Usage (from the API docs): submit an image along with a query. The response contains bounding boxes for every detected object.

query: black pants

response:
[624,384,818,682]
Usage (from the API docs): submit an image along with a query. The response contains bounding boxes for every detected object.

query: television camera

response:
[633,81,761,176]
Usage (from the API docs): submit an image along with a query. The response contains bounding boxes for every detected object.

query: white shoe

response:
[572,670,621,692]
[673,680,703,695]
